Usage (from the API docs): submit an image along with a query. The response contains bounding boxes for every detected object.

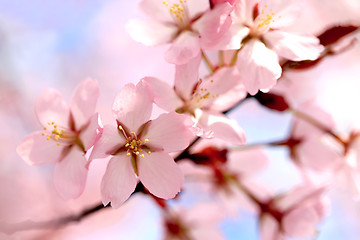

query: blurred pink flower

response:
[90,80,193,208]
[162,203,225,240]
[291,101,343,172]
[16,79,101,200]
[259,184,329,240]
[145,54,246,145]
[218,0,324,95]
[126,0,233,64]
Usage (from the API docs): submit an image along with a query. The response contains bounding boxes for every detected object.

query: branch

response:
[0,203,111,235]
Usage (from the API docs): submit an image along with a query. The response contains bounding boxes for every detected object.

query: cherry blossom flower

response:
[218,0,324,95]
[162,203,225,240]
[16,79,101,200]
[89,80,193,208]
[126,0,233,64]
[180,145,269,213]
[258,184,329,240]
[290,101,343,172]
[145,54,246,145]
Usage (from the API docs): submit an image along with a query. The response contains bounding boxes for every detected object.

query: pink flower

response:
[259,184,329,240]
[180,145,269,213]
[16,79,101,200]
[163,203,225,240]
[291,101,343,172]
[145,54,246,145]
[90,80,193,208]
[218,0,324,95]
[126,0,233,64]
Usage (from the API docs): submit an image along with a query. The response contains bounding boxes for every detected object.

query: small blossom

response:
[218,0,324,95]
[145,54,246,145]
[16,79,102,200]
[259,184,329,240]
[90,80,193,208]
[126,0,233,64]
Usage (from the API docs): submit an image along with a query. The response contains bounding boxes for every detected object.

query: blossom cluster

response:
[11,0,360,239]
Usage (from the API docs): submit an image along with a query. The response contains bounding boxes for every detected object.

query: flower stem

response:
[201,50,215,73]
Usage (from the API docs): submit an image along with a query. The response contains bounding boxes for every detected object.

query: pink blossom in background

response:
[162,203,226,240]
[90,80,193,208]
[126,0,233,64]
[16,79,102,200]
[259,184,329,240]
[216,0,324,95]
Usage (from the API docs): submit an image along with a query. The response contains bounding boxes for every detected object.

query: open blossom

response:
[89,80,193,208]
[162,203,225,240]
[145,54,246,145]
[126,0,232,64]
[16,79,101,200]
[259,184,329,240]
[290,101,343,172]
[180,145,269,213]
[218,0,324,95]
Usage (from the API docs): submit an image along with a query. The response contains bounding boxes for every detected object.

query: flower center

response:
[118,125,151,158]
[182,79,218,115]
[42,121,76,146]
[251,4,280,36]
[163,0,190,28]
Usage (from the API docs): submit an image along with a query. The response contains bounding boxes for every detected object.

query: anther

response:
[141,154,145,158]
[126,152,131,156]
[145,139,149,142]
[136,152,140,156]
[148,151,151,155]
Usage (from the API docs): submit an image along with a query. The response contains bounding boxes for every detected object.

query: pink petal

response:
[16,131,65,165]
[210,82,247,112]
[101,154,138,208]
[126,19,177,46]
[112,80,153,132]
[261,0,301,29]
[259,214,282,240]
[35,88,70,128]
[186,0,210,18]
[237,39,281,95]
[228,147,268,175]
[79,113,102,151]
[142,112,193,153]
[53,146,88,200]
[196,110,246,145]
[191,228,224,240]
[89,124,125,161]
[297,136,342,171]
[282,206,319,238]
[143,77,183,112]
[264,31,324,61]
[193,2,233,49]
[199,67,245,110]
[274,185,326,212]
[165,31,201,65]
[174,52,201,100]
[292,99,336,139]
[138,151,184,199]
[70,78,99,129]
[139,0,174,23]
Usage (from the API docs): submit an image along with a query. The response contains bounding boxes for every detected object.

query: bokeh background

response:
[0,0,360,239]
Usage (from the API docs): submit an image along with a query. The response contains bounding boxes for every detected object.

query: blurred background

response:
[0,0,360,239]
